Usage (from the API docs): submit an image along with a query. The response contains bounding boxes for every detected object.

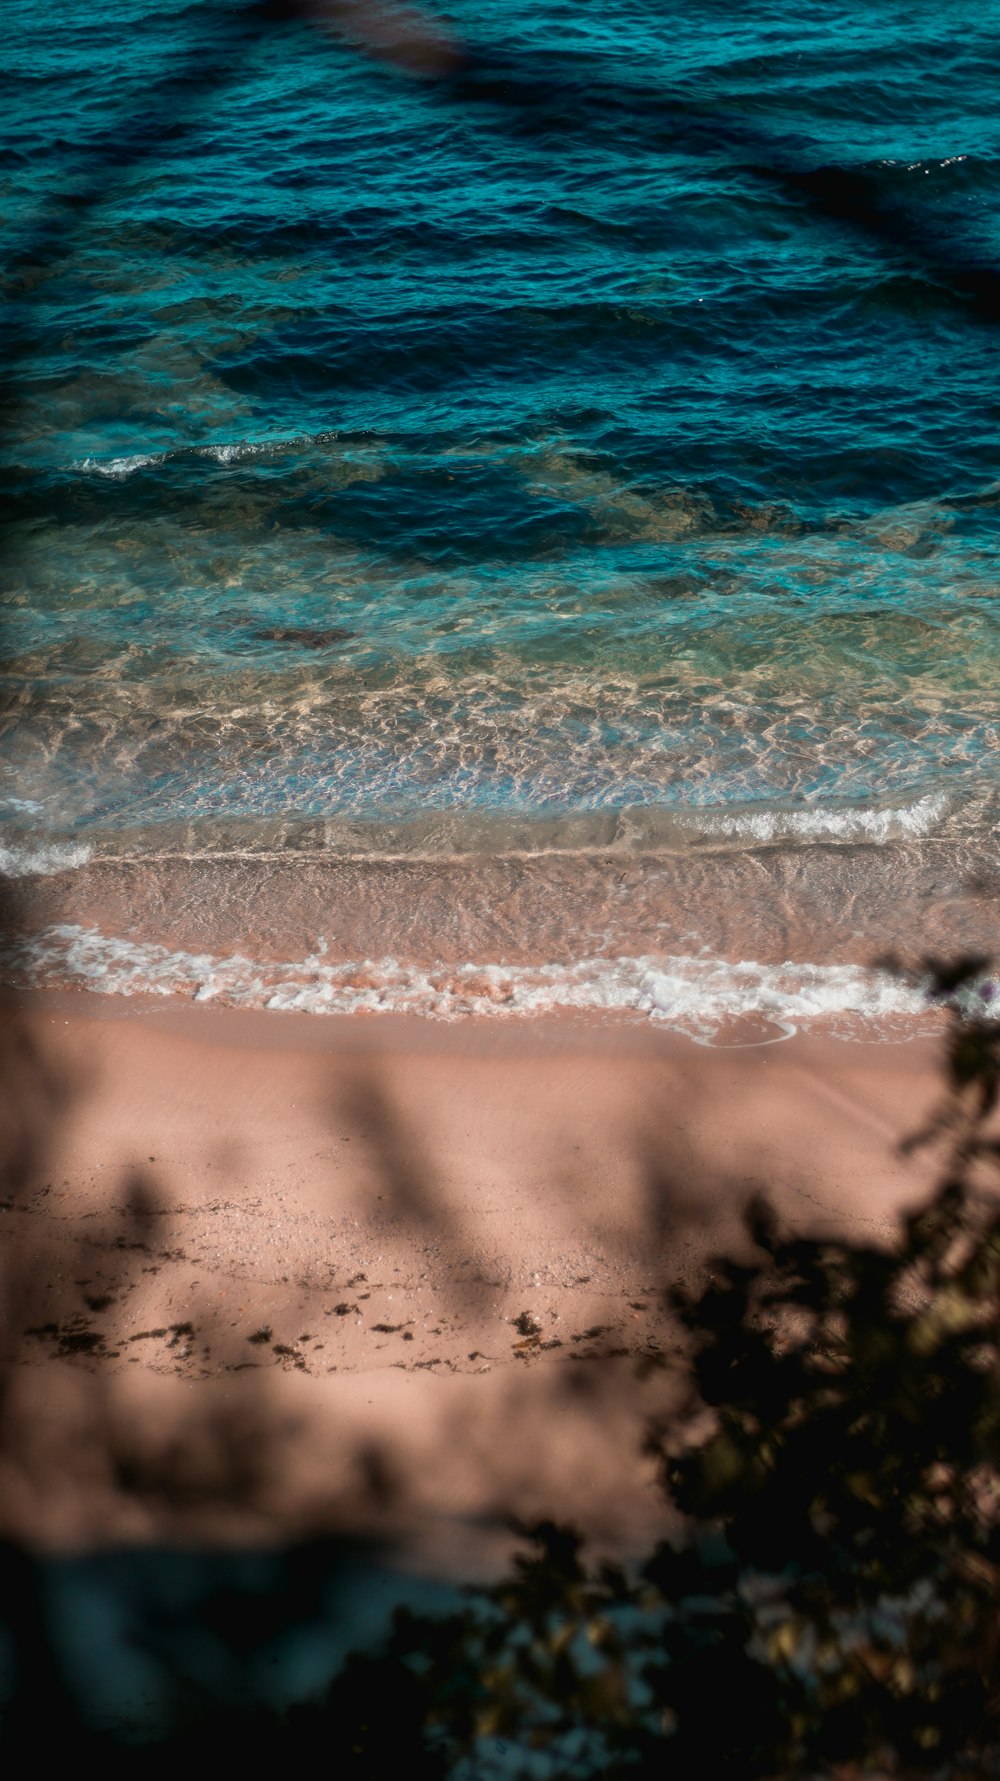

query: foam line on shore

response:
[2,921,976,1042]
[0,840,94,878]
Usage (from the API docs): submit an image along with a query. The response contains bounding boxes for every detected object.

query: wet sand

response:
[0,991,950,1562]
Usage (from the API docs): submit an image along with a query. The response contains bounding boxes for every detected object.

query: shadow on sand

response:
[0,934,998,1772]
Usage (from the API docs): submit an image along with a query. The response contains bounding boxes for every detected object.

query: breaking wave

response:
[4,923,976,1044]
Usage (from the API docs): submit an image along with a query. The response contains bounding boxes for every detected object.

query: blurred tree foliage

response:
[282,960,1000,1779]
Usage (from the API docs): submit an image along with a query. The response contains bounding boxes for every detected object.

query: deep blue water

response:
[2,0,999,1026]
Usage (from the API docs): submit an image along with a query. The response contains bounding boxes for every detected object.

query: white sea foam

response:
[76,443,267,475]
[688,793,949,848]
[77,453,165,478]
[75,434,339,476]
[4,923,970,1042]
[76,441,278,477]
[0,840,93,877]
[205,444,249,464]
[202,440,282,464]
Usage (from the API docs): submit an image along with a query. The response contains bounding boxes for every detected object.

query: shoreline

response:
[4,826,998,1037]
[14,979,950,1055]
[0,988,952,1556]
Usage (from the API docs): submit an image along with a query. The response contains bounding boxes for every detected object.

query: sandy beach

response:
[0,992,950,1563]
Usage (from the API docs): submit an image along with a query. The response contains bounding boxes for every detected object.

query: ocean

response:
[3,0,1000,1039]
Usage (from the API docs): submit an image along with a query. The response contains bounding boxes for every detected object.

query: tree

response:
[291,962,1000,1778]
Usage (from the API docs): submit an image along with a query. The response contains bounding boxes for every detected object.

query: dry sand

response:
[0,992,951,1565]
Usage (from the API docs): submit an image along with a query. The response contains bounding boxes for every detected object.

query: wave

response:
[0,840,93,877]
[0,790,955,877]
[76,452,166,478]
[687,793,950,848]
[5,922,975,1043]
[74,439,306,478]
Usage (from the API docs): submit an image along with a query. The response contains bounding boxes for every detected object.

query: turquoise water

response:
[3,0,1000,1030]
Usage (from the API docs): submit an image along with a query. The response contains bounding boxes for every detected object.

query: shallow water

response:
[3,0,999,1034]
